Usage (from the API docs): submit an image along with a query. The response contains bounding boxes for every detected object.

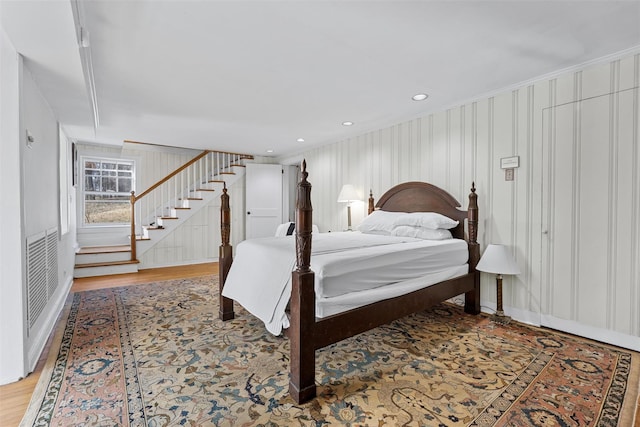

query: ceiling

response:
[2,1,639,158]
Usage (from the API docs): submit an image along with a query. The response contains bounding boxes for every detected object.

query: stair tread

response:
[208,180,225,183]
[75,259,140,268]
[160,216,179,219]
[196,188,216,191]
[220,172,236,175]
[77,245,131,255]
[230,164,246,167]
[173,207,191,210]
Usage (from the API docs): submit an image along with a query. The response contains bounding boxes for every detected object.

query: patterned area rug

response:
[21,276,639,426]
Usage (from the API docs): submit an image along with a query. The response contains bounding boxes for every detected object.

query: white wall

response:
[21,63,76,375]
[0,22,26,385]
[297,50,640,350]
[0,21,76,383]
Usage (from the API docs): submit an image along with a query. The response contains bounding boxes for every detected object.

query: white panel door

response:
[245,163,283,239]
[541,89,639,343]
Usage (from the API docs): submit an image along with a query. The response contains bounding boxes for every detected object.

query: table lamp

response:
[337,184,360,230]
[476,244,520,323]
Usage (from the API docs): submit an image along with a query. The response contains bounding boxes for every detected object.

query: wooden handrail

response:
[129,148,253,262]
[124,140,256,160]
[134,150,210,201]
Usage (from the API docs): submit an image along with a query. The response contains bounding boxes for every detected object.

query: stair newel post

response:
[289,159,317,404]
[218,183,235,321]
[130,191,137,261]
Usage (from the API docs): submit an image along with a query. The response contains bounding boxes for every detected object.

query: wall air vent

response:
[26,228,58,334]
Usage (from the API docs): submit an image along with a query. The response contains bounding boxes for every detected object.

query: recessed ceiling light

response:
[297,138,305,143]
[412,93,429,101]
[342,121,354,126]
[266,149,274,153]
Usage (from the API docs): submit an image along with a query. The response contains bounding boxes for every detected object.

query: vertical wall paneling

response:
[607,62,620,329]
[614,88,636,334]
[427,115,434,184]
[541,79,556,317]
[633,55,640,336]
[570,71,582,322]
[510,90,518,310]
[445,110,451,191]
[539,54,640,348]
[577,94,609,328]
[299,51,639,350]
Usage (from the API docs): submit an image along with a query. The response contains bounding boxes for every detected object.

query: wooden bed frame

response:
[218,161,480,404]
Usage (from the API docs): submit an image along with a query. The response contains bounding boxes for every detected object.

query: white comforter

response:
[222,232,467,335]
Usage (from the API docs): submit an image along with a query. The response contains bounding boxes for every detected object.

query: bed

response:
[217,160,480,404]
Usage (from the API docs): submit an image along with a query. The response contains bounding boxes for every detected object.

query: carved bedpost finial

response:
[468,181,478,245]
[220,185,230,246]
[368,189,375,215]
[296,159,312,272]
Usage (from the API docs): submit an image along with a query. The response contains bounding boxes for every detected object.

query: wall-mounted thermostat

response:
[500,156,519,169]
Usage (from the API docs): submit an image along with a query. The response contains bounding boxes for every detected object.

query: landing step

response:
[74,259,139,269]
[77,245,131,255]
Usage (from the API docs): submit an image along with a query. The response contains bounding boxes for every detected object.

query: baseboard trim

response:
[541,314,640,352]
[481,302,639,351]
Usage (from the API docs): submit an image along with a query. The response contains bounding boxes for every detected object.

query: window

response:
[83,157,135,225]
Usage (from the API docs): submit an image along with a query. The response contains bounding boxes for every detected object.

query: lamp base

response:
[491,312,511,325]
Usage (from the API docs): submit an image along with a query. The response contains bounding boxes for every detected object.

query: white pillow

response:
[392,212,458,230]
[391,225,453,240]
[357,210,406,235]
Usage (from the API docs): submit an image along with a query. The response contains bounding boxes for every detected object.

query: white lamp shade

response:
[476,244,520,275]
[337,184,361,203]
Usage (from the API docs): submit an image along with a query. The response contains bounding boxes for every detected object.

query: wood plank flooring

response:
[0,262,217,427]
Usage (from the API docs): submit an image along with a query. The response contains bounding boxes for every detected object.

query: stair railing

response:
[129,150,253,261]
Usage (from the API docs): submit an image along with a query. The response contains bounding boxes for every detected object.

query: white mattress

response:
[313,237,468,298]
[222,232,469,335]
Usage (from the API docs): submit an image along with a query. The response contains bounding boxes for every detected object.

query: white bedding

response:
[221,232,469,335]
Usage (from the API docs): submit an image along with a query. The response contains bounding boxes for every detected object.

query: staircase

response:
[74,150,251,278]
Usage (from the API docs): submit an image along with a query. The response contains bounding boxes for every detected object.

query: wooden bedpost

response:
[218,183,235,321]
[465,182,481,314]
[289,160,317,404]
[368,189,375,215]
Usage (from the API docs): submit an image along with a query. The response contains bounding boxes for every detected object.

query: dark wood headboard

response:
[369,181,476,241]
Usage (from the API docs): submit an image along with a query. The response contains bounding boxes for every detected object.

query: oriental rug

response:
[21,276,639,426]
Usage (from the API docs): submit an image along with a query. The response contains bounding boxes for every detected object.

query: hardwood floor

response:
[0,263,217,427]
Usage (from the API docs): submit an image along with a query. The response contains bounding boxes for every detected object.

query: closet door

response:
[541,88,639,348]
[245,163,283,239]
